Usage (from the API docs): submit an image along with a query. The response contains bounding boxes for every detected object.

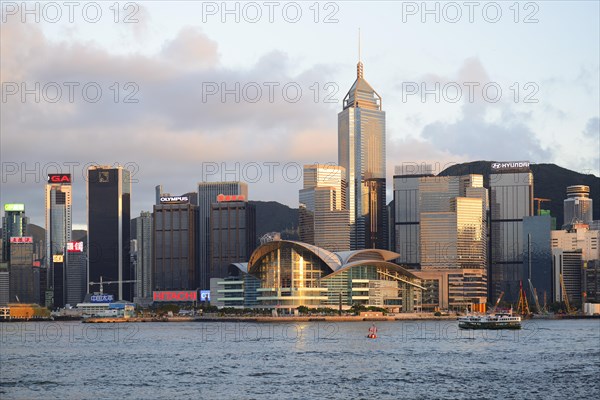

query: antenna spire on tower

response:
[358,28,361,62]
[357,28,364,79]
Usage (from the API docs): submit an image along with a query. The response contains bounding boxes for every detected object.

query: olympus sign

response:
[491,161,530,171]
[160,196,189,204]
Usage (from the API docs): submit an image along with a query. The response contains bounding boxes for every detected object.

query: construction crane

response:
[490,291,504,314]
[517,281,531,316]
[559,273,575,314]
[533,198,551,215]
[528,279,543,314]
[89,276,137,294]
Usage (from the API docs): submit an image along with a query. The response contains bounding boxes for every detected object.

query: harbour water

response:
[1,319,599,399]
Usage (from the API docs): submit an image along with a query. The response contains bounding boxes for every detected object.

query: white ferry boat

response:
[458,311,522,330]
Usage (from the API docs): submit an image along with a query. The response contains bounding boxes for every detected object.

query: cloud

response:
[417,58,552,162]
[583,116,599,138]
[0,20,340,226]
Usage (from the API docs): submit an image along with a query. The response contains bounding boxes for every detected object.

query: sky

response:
[1,1,599,229]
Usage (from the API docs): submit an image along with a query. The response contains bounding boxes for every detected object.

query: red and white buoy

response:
[367,324,377,339]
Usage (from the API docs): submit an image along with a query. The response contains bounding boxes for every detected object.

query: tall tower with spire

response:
[338,36,386,250]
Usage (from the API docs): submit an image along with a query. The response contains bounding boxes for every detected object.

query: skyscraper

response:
[338,54,386,250]
[392,166,435,268]
[299,164,350,252]
[8,237,35,303]
[198,182,248,289]
[393,172,489,311]
[563,185,593,228]
[489,162,534,303]
[153,199,198,291]
[87,166,132,301]
[131,211,153,298]
[2,204,27,262]
[65,241,87,305]
[210,195,256,279]
[45,174,72,306]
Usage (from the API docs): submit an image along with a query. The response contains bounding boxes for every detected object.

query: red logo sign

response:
[48,174,72,183]
[10,237,33,243]
[67,241,84,253]
[153,291,198,302]
[217,194,246,202]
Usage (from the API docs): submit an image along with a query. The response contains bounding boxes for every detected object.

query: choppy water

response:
[1,319,599,399]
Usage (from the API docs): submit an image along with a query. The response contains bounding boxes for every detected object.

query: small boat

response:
[367,324,378,338]
[458,310,521,330]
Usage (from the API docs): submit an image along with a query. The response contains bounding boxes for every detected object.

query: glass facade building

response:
[489,169,533,303]
[65,250,87,305]
[299,165,350,252]
[210,200,256,280]
[131,211,153,298]
[522,215,552,306]
[394,174,488,310]
[87,166,132,301]
[338,60,387,250]
[223,241,424,311]
[563,185,593,228]
[45,179,72,306]
[2,204,27,262]
[8,241,35,303]
[153,203,199,291]
[198,182,247,290]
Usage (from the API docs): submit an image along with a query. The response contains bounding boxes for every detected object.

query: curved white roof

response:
[334,249,400,265]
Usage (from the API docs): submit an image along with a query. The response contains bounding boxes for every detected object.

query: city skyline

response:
[1,2,599,228]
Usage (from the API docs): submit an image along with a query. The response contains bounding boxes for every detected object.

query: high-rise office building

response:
[392,165,435,268]
[299,165,350,252]
[2,204,27,262]
[551,222,600,306]
[0,262,9,306]
[563,185,593,228]
[394,172,488,311]
[522,215,553,306]
[131,211,153,298]
[45,173,72,305]
[338,55,386,250]
[153,198,198,291]
[489,162,533,303]
[8,237,35,303]
[65,241,86,305]
[198,182,247,289]
[87,166,132,301]
[210,195,256,279]
[51,253,65,308]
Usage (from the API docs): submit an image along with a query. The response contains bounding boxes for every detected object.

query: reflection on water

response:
[1,320,599,399]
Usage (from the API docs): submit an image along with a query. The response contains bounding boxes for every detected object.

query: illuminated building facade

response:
[299,165,350,252]
[338,58,386,250]
[2,204,27,262]
[198,182,248,290]
[563,185,593,228]
[212,241,423,311]
[45,174,72,306]
[489,162,534,303]
[210,196,256,280]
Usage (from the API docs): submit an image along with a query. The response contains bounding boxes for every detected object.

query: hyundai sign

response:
[153,291,198,302]
[90,294,114,303]
[491,161,530,172]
